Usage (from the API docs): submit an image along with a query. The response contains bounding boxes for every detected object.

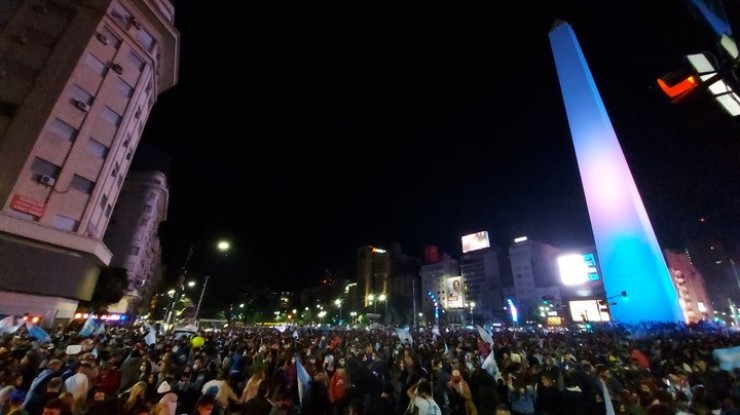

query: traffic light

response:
[657,67,700,101]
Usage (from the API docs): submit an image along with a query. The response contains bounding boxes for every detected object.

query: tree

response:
[88,267,128,313]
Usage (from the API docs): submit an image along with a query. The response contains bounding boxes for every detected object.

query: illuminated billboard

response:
[461,231,490,253]
[558,253,600,285]
[445,276,465,309]
[568,300,610,322]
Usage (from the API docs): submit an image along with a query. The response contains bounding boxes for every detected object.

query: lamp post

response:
[378,293,388,325]
[334,298,342,323]
[167,239,230,328]
[469,301,476,325]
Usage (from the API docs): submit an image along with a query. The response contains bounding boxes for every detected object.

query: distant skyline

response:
[141,1,740,294]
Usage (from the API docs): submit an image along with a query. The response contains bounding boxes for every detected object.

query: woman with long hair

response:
[241,366,266,404]
[122,380,148,415]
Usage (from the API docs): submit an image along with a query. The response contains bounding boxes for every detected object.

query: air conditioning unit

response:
[110,63,124,74]
[75,100,90,112]
[38,175,56,186]
[97,33,110,46]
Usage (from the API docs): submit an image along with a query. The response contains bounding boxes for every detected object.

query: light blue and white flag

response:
[93,322,106,337]
[0,315,20,334]
[142,322,156,346]
[476,325,493,347]
[713,345,740,371]
[481,349,502,381]
[79,315,99,337]
[295,354,311,405]
[395,327,413,345]
[26,322,51,343]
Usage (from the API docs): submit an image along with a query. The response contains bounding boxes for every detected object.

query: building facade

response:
[507,237,563,321]
[104,165,169,315]
[0,0,179,325]
[459,247,505,323]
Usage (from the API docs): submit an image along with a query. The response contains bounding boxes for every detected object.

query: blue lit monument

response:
[549,20,684,323]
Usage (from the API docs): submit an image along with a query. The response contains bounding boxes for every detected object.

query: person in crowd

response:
[240,366,266,405]
[121,380,148,415]
[241,377,272,415]
[0,373,24,414]
[449,369,478,415]
[23,360,62,411]
[367,382,395,415]
[24,376,63,415]
[191,394,217,415]
[406,379,442,415]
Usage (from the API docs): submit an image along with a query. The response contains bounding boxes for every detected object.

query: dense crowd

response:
[1,320,740,415]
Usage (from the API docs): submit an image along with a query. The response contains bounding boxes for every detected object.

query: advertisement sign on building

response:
[461,231,490,253]
[445,276,465,308]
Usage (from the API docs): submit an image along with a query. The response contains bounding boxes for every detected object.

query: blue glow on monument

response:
[549,21,683,324]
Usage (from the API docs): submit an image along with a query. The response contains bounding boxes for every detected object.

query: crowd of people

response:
[0,319,739,415]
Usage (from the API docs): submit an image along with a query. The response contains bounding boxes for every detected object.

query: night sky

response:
[140,0,740,296]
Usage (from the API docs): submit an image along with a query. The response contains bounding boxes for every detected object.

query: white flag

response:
[0,316,19,334]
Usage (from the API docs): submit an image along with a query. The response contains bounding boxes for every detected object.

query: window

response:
[30,157,61,178]
[139,217,149,226]
[84,53,107,76]
[53,214,79,232]
[147,191,155,200]
[70,175,94,194]
[126,51,145,72]
[116,78,134,98]
[136,28,156,52]
[144,205,152,213]
[86,138,109,158]
[131,246,140,255]
[98,27,121,48]
[69,84,93,106]
[101,106,122,127]
[111,162,120,177]
[99,194,108,209]
[48,118,77,142]
[105,204,112,217]
[110,3,132,27]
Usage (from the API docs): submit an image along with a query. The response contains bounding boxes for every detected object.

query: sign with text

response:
[10,194,46,217]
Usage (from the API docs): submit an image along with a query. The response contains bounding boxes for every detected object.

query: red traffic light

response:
[657,73,698,99]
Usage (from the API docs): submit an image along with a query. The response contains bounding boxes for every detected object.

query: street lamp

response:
[334,299,342,323]
[368,294,376,313]
[168,239,231,328]
[469,301,476,325]
[378,293,388,324]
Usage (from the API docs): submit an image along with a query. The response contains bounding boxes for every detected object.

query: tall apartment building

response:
[104,144,170,315]
[0,0,179,325]
[507,236,563,317]
[419,246,459,319]
[459,246,505,323]
[664,249,713,323]
[356,245,389,308]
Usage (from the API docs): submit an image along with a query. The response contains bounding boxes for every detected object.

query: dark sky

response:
[141,0,740,295]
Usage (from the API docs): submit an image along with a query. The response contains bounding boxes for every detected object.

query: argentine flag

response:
[26,322,51,343]
[79,315,99,337]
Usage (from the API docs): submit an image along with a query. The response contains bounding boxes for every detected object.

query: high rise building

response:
[0,0,179,325]
[459,233,505,323]
[104,143,170,315]
[419,249,459,319]
[507,236,563,318]
[664,249,713,323]
[356,245,390,308]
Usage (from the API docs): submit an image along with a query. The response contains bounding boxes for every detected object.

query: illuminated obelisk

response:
[549,20,683,323]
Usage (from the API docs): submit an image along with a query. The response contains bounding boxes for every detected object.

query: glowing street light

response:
[334,298,342,322]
